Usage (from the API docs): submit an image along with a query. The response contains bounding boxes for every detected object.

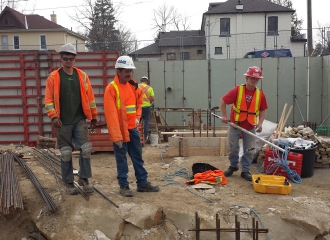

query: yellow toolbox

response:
[252,174,292,195]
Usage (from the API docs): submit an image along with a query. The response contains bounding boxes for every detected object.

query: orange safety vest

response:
[185,170,227,185]
[232,84,262,125]
[44,67,97,120]
[103,75,142,142]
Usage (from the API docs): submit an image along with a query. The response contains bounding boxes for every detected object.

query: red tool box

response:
[264,148,303,178]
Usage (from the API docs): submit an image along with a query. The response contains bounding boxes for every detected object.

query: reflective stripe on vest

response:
[139,84,151,102]
[232,85,261,125]
[126,104,136,114]
[110,81,121,109]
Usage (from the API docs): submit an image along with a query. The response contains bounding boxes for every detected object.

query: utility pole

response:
[307,0,313,56]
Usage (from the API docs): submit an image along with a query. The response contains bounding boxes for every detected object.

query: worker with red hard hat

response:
[220,66,268,181]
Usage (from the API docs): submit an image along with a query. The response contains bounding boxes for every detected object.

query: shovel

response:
[211,113,286,153]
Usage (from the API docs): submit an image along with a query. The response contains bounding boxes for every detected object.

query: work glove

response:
[114,140,123,148]
[135,119,139,125]
[90,119,97,130]
[51,117,62,128]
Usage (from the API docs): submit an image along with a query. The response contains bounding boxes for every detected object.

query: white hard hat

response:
[59,43,77,55]
[141,76,148,80]
[115,56,136,69]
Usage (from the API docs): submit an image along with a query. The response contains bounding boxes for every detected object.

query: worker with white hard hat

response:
[103,56,159,197]
[44,43,97,195]
[220,66,268,181]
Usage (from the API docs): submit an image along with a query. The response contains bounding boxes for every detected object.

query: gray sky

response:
[18,0,330,41]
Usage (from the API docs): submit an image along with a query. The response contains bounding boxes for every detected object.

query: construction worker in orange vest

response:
[220,66,268,181]
[103,56,159,197]
[139,76,155,142]
[44,43,97,195]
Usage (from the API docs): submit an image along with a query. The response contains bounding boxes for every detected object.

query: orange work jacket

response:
[103,75,142,143]
[232,84,263,125]
[44,67,97,120]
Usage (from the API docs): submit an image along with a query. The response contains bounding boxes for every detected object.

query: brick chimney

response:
[50,12,57,23]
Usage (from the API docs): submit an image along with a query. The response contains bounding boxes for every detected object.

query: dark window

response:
[220,18,230,36]
[13,36,19,50]
[4,17,14,26]
[180,52,190,60]
[268,16,278,35]
[215,47,223,54]
[167,53,176,60]
[40,35,46,50]
[197,50,203,54]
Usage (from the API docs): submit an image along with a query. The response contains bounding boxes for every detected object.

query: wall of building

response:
[0,30,85,51]
[204,12,304,59]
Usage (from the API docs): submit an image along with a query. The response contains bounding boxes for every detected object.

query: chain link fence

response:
[2,28,329,58]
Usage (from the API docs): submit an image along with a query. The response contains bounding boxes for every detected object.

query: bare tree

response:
[313,22,330,56]
[152,3,191,35]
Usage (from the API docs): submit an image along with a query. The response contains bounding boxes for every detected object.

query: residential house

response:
[0,6,87,52]
[130,30,206,61]
[202,0,307,59]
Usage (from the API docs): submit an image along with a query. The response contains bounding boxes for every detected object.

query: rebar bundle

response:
[0,152,24,215]
[7,150,59,212]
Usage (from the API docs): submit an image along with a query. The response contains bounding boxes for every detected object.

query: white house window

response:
[220,18,230,36]
[215,47,223,54]
[167,53,176,60]
[1,35,8,50]
[13,36,19,50]
[40,35,46,50]
[180,52,190,60]
[268,16,278,35]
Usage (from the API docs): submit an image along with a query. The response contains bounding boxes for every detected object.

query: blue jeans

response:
[56,119,92,183]
[113,128,148,188]
[141,107,151,138]
[226,125,255,172]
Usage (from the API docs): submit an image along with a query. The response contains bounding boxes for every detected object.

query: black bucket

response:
[290,146,317,178]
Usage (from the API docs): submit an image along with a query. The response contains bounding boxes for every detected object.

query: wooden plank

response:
[168,146,180,157]
[220,137,227,156]
[187,147,220,156]
[168,146,222,157]
[182,138,188,156]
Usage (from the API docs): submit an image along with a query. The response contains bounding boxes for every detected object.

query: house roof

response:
[0,6,87,39]
[158,30,205,47]
[129,30,205,56]
[205,0,295,14]
[130,41,161,55]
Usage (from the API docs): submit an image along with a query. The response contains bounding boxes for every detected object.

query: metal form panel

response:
[162,61,185,126]
[260,58,280,123]
[0,51,119,147]
[277,58,295,127]
[0,52,43,146]
[308,57,323,124]
[293,57,308,126]
[322,56,330,124]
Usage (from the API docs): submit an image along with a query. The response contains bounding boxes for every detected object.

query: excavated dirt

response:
[1,142,330,240]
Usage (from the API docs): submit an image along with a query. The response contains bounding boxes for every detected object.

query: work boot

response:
[65,182,79,195]
[78,177,94,193]
[120,186,133,197]
[137,182,160,192]
[224,166,239,177]
[241,172,252,181]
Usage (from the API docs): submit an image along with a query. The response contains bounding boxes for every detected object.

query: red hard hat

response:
[244,66,263,79]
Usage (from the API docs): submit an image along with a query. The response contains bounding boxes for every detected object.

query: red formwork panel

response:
[0,50,120,147]
[89,123,144,152]
[264,148,302,178]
